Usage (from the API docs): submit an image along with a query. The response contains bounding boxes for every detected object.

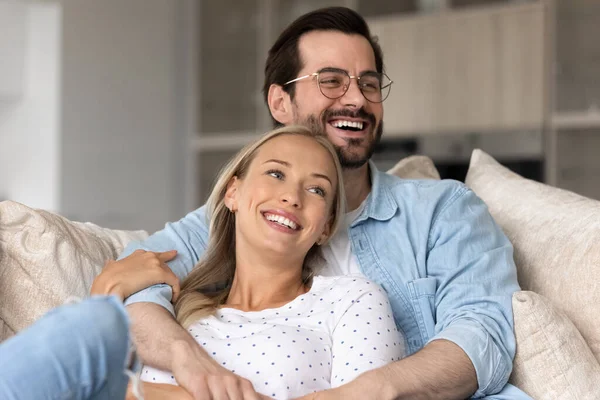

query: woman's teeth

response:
[264,213,298,230]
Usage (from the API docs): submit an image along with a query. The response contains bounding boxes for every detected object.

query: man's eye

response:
[360,81,380,92]
[320,78,343,87]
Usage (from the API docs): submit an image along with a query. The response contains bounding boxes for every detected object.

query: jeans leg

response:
[479,383,534,399]
[0,295,132,400]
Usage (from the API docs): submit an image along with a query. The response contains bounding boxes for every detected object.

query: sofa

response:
[1,149,599,399]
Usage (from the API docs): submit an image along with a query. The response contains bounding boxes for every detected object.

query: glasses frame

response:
[283,68,393,103]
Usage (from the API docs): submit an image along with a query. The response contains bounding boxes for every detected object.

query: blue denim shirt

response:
[122,162,521,398]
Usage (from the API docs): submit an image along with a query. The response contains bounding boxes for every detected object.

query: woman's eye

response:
[267,170,284,180]
[309,187,326,197]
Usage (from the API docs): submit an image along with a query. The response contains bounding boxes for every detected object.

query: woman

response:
[136,125,404,399]
[0,126,404,400]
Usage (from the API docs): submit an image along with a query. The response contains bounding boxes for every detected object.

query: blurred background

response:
[0,0,598,232]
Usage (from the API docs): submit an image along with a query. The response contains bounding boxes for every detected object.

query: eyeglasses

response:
[284,67,393,103]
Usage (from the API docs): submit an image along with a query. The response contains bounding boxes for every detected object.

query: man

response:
[121,7,529,399]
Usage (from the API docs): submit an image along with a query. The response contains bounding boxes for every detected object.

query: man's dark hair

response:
[263,7,384,126]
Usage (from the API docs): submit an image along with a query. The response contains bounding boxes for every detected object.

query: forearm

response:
[365,339,477,400]
[127,302,211,371]
[126,382,192,400]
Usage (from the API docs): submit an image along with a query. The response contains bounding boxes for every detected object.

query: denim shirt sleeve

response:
[425,187,519,397]
[121,205,210,316]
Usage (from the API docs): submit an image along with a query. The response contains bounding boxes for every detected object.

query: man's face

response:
[289,30,384,169]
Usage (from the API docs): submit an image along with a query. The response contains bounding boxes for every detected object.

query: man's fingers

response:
[155,249,178,262]
[207,378,230,400]
[239,380,262,400]
[189,379,211,400]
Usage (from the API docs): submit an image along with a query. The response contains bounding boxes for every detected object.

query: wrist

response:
[90,275,125,300]
[362,364,416,400]
[170,338,218,373]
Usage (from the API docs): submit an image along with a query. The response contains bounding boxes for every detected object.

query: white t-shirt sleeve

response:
[329,280,406,388]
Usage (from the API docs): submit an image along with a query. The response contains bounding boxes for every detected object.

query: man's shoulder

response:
[376,170,469,204]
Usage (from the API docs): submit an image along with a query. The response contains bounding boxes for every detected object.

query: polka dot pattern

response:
[141,276,405,399]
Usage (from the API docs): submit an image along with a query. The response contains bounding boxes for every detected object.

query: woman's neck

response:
[224,248,309,312]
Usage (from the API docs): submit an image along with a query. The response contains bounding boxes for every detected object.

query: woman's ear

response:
[268,84,293,125]
[224,176,239,212]
[317,217,333,246]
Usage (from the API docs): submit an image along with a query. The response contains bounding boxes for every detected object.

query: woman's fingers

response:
[92,250,181,300]
[159,262,181,302]
[155,249,178,263]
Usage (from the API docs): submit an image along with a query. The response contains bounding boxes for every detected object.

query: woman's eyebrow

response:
[263,159,332,185]
[262,159,290,167]
[312,173,332,186]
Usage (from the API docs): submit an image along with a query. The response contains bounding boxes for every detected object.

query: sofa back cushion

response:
[0,201,147,341]
[465,149,600,363]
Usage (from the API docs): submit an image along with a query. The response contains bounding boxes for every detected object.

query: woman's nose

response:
[280,187,302,208]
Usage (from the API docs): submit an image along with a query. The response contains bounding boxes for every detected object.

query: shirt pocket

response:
[406,277,437,342]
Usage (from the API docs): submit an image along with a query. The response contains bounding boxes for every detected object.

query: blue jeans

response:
[0,296,133,400]
[482,384,533,399]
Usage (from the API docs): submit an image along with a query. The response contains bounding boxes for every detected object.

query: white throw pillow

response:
[387,155,441,180]
[465,149,600,363]
[511,291,600,399]
[0,201,148,340]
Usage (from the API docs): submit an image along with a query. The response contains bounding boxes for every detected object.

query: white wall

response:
[0,3,61,211]
[0,1,26,99]
[59,0,182,231]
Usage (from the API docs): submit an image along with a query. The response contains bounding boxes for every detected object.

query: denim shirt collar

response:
[352,160,399,225]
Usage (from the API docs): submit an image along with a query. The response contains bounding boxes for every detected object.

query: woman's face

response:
[227,134,338,262]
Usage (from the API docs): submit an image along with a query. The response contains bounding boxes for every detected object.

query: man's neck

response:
[342,162,372,211]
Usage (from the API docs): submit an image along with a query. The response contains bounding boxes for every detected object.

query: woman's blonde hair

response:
[175,125,346,328]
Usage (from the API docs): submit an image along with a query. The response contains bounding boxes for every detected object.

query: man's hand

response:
[127,304,266,400]
[292,371,381,400]
[91,249,180,301]
[170,339,270,400]
[295,340,477,400]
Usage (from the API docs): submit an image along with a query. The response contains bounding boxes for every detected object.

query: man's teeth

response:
[264,214,298,230]
[332,120,363,130]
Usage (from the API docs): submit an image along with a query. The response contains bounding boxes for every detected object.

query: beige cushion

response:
[465,149,600,363]
[387,155,441,180]
[0,201,148,341]
[0,319,14,341]
[511,291,600,399]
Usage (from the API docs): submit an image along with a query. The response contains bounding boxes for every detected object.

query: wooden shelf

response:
[552,110,600,130]
[192,131,261,152]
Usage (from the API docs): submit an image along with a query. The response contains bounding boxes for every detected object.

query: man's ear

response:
[268,84,293,125]
[224,176,239,212]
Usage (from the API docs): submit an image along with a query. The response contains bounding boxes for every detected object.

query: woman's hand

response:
[91,249,181,301]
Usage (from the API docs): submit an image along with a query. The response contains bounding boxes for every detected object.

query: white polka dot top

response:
[141,275,406,399]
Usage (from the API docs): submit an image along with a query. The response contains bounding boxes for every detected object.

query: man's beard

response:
[299,108,383,169]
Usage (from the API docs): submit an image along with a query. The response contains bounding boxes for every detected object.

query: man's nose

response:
[339,78,367,109]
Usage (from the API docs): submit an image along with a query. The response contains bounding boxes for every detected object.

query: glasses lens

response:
[360,73,392,103]
[317,71,349,99]
[360,74,382,102]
